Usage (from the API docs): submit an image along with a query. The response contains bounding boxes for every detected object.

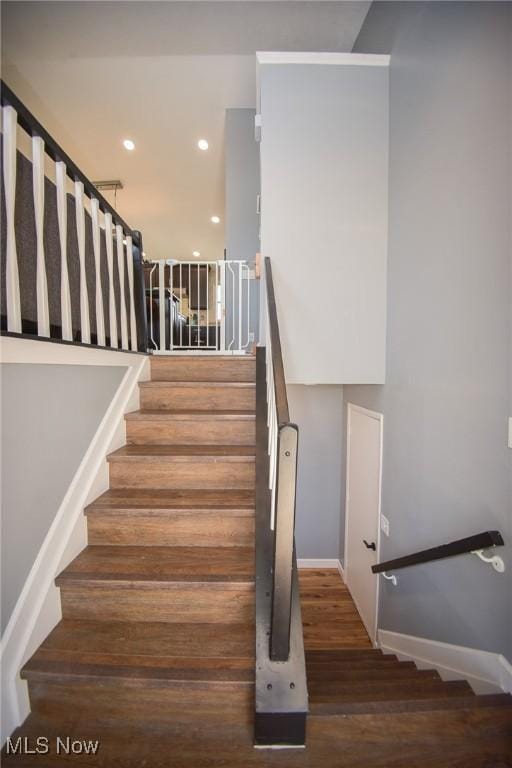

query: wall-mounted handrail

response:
[372,530,505,574]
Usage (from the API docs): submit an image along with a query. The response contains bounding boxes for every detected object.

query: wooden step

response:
[56,546,254,623]
[309,678,474,704]
[5,703,512,767]
[125,410,255,446]
[308,667,440,684]
[140,381,255,411]
[107,445,255,490]
[87,509,254,547]
[306,649,392,661]
[310,693,512,717]
[85,488,255,514]
[22,619,254,666]
[150,356,255,383]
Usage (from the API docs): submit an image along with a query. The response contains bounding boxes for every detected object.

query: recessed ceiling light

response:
[123,139,135,151]
[192,250,200,257]
[198,139,209,151]
[210,215,220,224]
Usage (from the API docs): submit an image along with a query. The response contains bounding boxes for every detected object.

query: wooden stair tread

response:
[5,706,512,768]
[107,445,256,462]
[308,667,440,682]
[125,410,255,421]
[305,649,391,660]
[25,619,254,661]
[310,693,512,716]
[56,545,254,586]
[309,679,474,702]
[140,381,255,389]
[22,659,254,685]
[85,489,255,516]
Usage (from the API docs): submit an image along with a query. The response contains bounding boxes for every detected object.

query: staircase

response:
[3,355,511,765]
[6,355,257,753]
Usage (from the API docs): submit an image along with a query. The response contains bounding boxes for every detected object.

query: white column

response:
[104,213,118,348]
[55,161,72,341]
[2,106,21,333]
[74,181,90,343]
[116,224,129,350]
[90,198,106,346]
[125,235,137,351]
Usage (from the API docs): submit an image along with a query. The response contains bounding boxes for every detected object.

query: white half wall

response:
[258,52,389,385]
[0,337,149,744]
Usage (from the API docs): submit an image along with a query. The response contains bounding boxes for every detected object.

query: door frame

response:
[344,402,384,646]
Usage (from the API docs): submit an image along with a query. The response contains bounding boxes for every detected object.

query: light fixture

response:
[210,215,220,224]
[192,250,200,258]
[123,139,135,151]
[198,139,209,151]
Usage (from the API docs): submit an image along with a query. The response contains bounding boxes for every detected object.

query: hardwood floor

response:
[299,568,371,650]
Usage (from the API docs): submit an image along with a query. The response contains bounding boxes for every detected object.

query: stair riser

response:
[60,585,254,624]
[151,357,255,383]
[109,460,255,490]
[140,385,255,411]
[28,681,253,728]
[126,419,255,446]
[87,514,255,547]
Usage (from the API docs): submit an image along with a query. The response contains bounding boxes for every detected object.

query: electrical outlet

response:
[380,514,390,537]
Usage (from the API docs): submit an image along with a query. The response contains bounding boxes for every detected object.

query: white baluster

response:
[104,213,118,348]
[159,260,165,352]
[2,106,21,333]
[116,225,129,350]
[55,162,72,341]
[125,235,137,351]
[74,181,90,343]
[32,137,50,337]
[90,199,106,346]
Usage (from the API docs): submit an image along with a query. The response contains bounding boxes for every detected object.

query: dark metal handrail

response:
[264,258,290,425]
[372,530,504,574]
[263,257,299,664]
[0,80,140,246]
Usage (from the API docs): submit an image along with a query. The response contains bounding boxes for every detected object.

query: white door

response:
[344,403,383,643]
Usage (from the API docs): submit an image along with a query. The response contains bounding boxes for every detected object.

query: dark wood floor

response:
[5,568,511,767]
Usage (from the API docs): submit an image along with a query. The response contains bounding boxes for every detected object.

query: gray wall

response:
[1,363,126,632]
[289,385,343,559]
[225,108,260,346]
[343,2,512,660]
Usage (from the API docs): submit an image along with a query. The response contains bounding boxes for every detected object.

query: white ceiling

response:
[2,1,370,261]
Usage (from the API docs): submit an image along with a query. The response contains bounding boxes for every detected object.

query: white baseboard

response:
[298,559,345,581]
[1,352,149,745]
[378,629,512,695]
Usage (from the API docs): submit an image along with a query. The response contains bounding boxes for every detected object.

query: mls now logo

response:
[6,736,100,755]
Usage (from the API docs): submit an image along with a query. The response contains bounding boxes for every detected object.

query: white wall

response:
[258,53,389,385]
